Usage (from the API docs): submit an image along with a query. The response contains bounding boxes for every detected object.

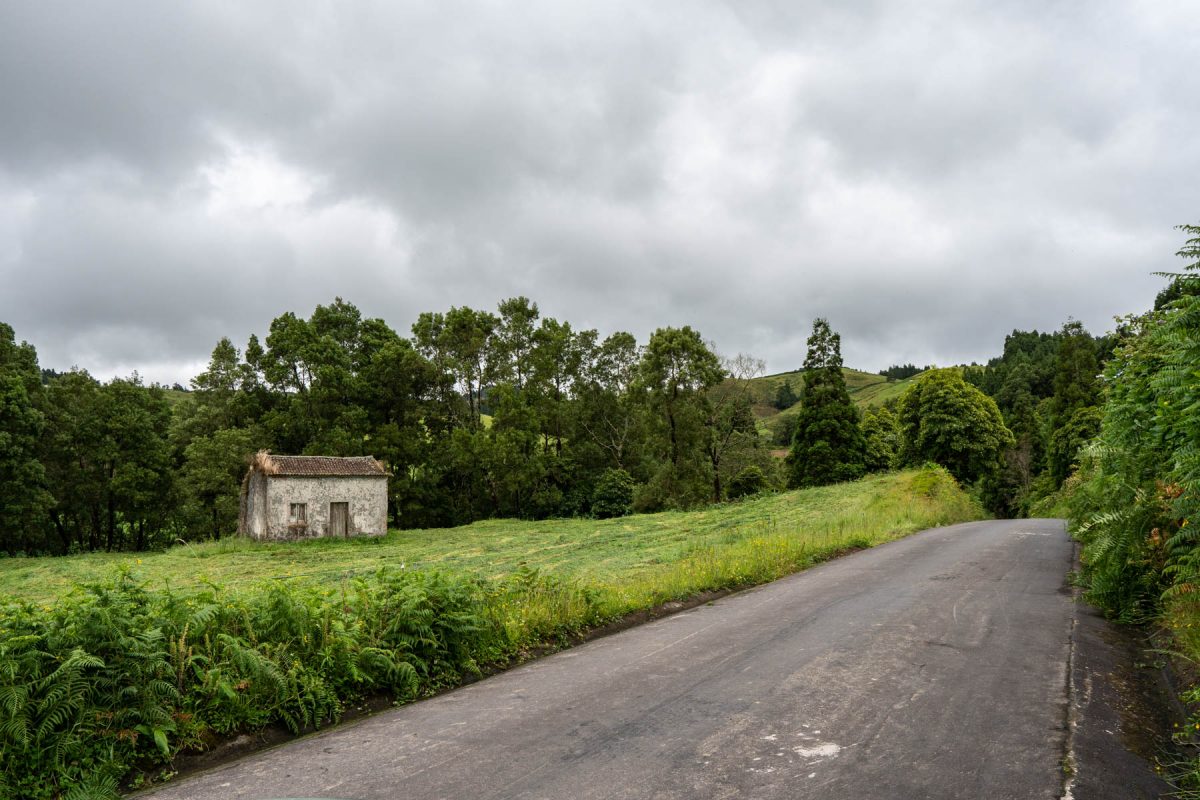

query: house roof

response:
[253,453,388,477]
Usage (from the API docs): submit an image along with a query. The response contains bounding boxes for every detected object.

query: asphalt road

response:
[141,519,1103,800]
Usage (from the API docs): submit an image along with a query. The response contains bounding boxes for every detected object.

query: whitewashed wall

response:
[253,475,388,539]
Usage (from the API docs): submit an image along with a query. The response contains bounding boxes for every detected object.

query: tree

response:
[861,405,900,473]
[727,465,769,500]
[637,326,724,508]
[773,380,798,410]
[898,369,1014,485]
[494,296,540,389]
[592,468,634,518]
[0,323,52,553]
[412,306,499,427]
[39,370,106,552]
[985,389,1046,516]
[879,364,926,381]
[703,353,764,502]
[180,430,258,540]
[1043,320,1101,487]
[1047,405,1101,487]
[787,319,866,487]
[576,332,644,472]
[102,378,175,550]
[1048,320,1100,421]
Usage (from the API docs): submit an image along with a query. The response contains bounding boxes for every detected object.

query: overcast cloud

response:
[1,1,1197,384]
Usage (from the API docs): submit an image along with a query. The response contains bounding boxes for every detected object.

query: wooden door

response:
[330,502,349,538]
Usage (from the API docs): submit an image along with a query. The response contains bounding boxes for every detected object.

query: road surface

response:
[139,519,1151,800]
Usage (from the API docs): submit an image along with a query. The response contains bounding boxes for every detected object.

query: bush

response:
[727,466,768,500]
[592,468,635,519]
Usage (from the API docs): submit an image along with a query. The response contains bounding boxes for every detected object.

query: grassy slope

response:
[750,367,926,414]
[0,469,982,605]
[750,368,931,444]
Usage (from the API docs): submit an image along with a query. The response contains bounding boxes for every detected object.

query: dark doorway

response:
[330,502,349,537]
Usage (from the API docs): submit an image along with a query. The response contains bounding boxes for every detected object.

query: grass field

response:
[0,468,978,605]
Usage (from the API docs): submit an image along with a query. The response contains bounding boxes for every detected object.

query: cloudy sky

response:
[1,1,1197,385]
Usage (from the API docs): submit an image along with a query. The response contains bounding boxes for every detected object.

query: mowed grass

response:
[0,469,982,605]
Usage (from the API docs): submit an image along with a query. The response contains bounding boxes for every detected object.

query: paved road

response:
[143,519,1085,800]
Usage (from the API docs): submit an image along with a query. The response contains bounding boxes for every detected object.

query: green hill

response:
[750,367,932,443]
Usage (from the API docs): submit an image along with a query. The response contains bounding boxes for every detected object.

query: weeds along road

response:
[140,520,1108,800]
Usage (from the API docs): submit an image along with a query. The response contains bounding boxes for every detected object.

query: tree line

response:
[1,299,786,554]
[1,283,1123,556]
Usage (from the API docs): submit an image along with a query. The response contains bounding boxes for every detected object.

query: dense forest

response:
[0,272,1135,557]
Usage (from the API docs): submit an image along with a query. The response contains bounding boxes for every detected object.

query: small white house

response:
[238,453,389,540]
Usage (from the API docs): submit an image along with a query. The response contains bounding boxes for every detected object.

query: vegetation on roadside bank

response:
[0,467,980,799]
[1051,223,1200,795]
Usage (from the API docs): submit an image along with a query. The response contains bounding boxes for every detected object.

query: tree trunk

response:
[711,453,722,504]
[51,512,71,554]
[105,484,115,552]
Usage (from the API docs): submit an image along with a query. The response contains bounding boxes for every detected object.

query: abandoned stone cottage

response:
[238,453,389,540]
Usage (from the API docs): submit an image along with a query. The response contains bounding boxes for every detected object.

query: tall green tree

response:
[898,369,1014,485]
[703,353,766,502]
[985,389,1047,516]
[773,380,797,410]
[40,370,107,552]
[575,331,645,474]
[787,319,866,487]
[1044,319,1102,487]
[861,405,901,473]
[1048,320,1100,421]
[0,323,51,553]
[102,378,175,551]
[638,326,724,508]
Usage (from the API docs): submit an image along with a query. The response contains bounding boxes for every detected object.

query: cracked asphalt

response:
[138,518,1162,800]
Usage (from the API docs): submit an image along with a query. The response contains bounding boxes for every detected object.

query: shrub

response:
[727,466,768,500]
[592,468,635,519]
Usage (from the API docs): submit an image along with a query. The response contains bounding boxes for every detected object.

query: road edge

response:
[1064,533,1176,799]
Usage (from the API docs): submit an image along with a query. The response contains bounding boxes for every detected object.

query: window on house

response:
[289,503,307,524]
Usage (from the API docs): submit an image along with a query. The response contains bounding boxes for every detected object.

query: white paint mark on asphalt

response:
[794,743,841,759]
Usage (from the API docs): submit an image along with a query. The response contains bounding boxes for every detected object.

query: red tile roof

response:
[256,454,387,477]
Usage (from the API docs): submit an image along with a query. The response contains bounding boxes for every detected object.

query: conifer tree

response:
[773,380,797,410]
[786,319,866,487]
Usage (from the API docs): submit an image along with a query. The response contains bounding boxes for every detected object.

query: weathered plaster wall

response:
[259,476,388,540]
[244,471,268,538]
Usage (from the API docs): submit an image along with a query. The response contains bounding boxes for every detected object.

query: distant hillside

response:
[749,367,932,443]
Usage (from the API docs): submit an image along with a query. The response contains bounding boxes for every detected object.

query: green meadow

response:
[1,468,978,605]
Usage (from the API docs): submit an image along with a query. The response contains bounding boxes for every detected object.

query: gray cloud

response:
[0,0,1196,384]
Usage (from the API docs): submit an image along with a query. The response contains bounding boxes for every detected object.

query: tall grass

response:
[0,466,980,798]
